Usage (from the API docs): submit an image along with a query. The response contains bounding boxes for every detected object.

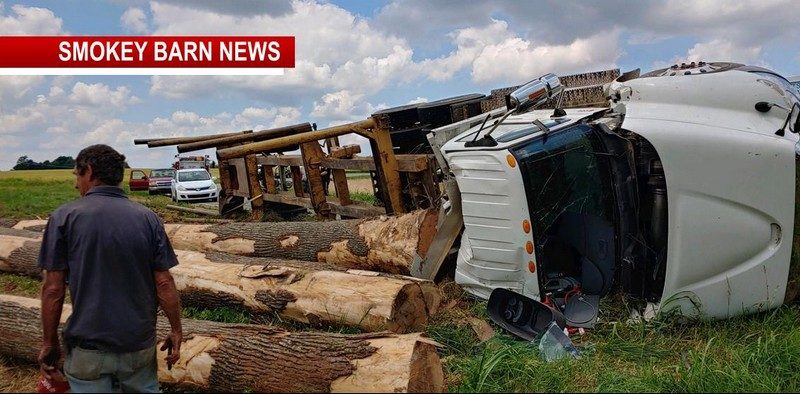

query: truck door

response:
[129,170,149,191]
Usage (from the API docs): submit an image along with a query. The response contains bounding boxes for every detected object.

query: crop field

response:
[1,169,799,392]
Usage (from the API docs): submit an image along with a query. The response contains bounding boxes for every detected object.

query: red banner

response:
[0,36,295,68]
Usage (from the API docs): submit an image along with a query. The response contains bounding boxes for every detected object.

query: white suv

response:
[171,169,218,202]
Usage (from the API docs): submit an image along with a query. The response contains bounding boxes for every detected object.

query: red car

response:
[128,169,149,191]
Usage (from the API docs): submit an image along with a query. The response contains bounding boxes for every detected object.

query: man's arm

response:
[39,270,66,379]
[154,269,182,369]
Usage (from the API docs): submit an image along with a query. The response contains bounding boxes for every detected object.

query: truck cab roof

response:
[441,107,607,153]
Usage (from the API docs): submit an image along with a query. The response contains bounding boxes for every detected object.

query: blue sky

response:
[1,0,798,170]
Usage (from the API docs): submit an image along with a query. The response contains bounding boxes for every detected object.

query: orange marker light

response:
[528,261,536,273]
[525,241,533,254]
[522,220,531,233]
[506,154,516,168]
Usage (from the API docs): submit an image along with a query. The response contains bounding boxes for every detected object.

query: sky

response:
[0,0,799,170]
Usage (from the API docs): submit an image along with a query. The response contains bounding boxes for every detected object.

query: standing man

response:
[37,144,183,393]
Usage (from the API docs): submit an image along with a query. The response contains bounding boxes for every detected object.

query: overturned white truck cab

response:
[436,63,800,320]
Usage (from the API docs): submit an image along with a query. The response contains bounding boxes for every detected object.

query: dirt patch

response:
[347,178,374,193]
[0,356,38,393]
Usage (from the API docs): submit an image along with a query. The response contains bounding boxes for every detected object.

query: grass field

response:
[1,169,799,392]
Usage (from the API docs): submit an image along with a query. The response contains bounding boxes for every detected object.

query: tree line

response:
[13,155,76,170]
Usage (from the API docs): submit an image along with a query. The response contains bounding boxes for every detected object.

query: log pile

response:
[0,209,447,392]
[0,295,445,392]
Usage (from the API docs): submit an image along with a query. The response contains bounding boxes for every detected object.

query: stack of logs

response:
[0,209,445,393]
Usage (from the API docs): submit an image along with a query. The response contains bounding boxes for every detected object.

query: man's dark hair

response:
[75,144,126,185]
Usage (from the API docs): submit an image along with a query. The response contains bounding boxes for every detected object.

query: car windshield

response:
[151,169,175,177]
[178,171,211,182]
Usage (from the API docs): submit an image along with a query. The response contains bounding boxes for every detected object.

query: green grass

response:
[181,306,252,324]
[0,273,41,298]
[0,169,224,221]
[345,171,372,180]
[349,191,378,205]
[425,291,800,393]
[0,176,78,218]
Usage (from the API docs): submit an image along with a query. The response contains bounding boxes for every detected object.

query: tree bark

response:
[0,233,41,277]
[0,226,41,240]
[0,295,444,393]
[164,209,439,275]
[0,235,442,333]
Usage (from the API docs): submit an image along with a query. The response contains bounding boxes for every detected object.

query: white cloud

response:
[311,90,363,119]
[686,39,762,64]
[147,1,413,102]
[232,106,302,129]
[0,3,64,35]
[67,82,140,110]
[470,29,621,85]
[0,76,45,107]
[413,20,621,86]
[120,7,149,34]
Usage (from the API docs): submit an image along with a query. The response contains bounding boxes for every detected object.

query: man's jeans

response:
[64,345,159,393]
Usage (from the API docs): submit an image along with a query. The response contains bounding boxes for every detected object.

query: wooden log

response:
[0,227,41,240]
[0,236,442,333]
[0,209,441,275]
[162,209,439,274]
[176,123,312,153]
[0,295,445,393]
[0,233,41,277]
[165,205,220,216]
[11,219,48,232]
[217,119,376,160]
[146,130,253,148]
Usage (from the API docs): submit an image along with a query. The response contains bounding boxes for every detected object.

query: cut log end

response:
[330,334,445,393]
[390,282,443,333]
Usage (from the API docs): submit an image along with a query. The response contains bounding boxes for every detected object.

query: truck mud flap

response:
[487,287,566,341]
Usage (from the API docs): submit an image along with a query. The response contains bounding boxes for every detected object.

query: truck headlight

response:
[176,185,187,191]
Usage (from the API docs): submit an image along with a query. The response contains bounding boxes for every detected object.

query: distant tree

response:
[210,160,217,168]
[51,156,75,168]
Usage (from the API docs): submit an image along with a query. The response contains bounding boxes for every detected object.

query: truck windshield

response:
[178,171,211,182]
[512,124,617,288]
[151,169,175,177]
